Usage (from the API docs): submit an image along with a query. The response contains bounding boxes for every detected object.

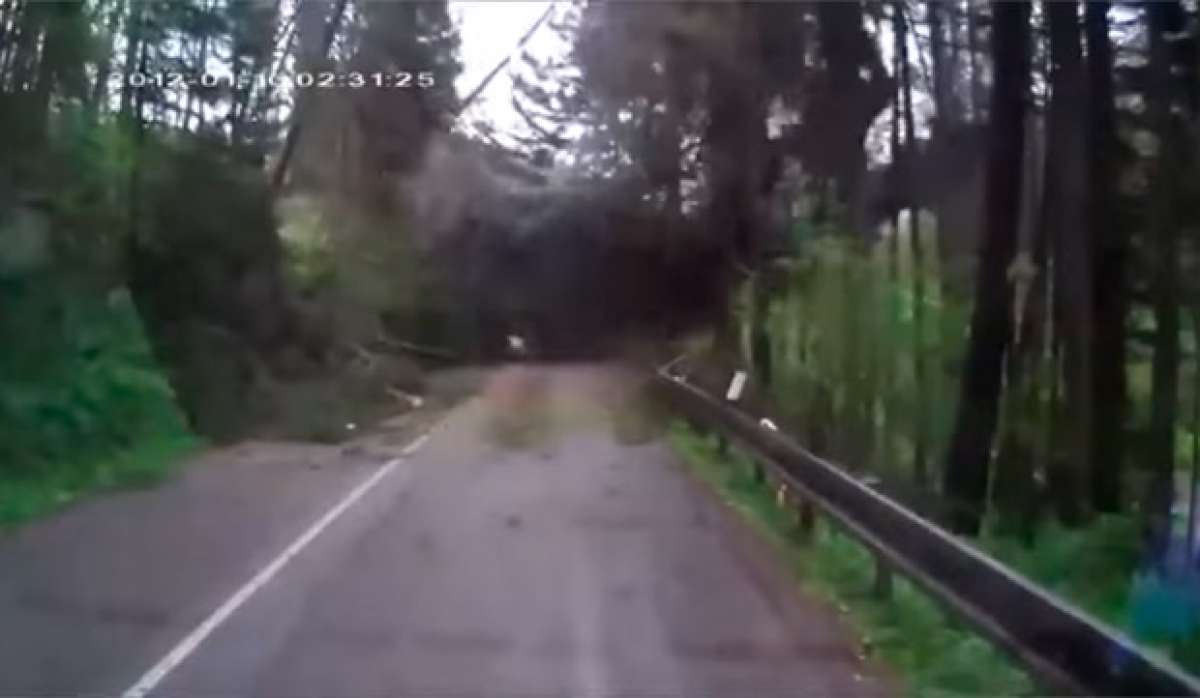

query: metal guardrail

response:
[654,366,1200,697]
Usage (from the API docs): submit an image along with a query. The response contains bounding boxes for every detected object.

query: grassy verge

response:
[667,420,1035,698]
[0,433,200,527]
[981,515,1200,673]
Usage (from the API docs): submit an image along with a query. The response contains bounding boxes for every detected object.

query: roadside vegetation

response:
[720,216,1200,671]
[0,280,198,526]
[0,112,201,526]
[0,1,459,525]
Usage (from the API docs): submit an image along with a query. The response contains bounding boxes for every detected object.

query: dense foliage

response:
[0,0,461,521]
[729,222,1200,669]
[0,281,197,523]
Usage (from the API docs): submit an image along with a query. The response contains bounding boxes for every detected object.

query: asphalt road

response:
[0,364,890,697]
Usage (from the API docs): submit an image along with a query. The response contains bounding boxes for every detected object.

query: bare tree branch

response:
[456,3,554,116]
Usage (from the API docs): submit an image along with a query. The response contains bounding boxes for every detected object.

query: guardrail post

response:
[872,555,893,600]
[797,497,815,537]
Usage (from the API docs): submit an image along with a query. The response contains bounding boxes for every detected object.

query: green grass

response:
[979,516,1141,629]
[667,420,1035,698]
[0,432,200,527]
[981,515,1200,675]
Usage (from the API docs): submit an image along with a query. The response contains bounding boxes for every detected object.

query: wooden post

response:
[782,485,816,543]
[797,497,816,538]
[873,555,894,599]
[751,459,766,484]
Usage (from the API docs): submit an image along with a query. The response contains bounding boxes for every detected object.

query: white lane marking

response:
[122,431,433,698]
[402,432,430,456]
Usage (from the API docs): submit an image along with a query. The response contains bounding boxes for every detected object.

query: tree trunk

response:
[926,1,968,441]
[125,36,149,308]
[0,0,15,89]
[942,0,1030,535]
[231,0,283,151]
[897,1,929,486]
[705,80,765,359]
[991,107,1045,540]
[705,5,772,362]
[889,10,903,283]
[271,0,348,193]
[1189,309,1200,562]
[0,0,29,91]
[10,0,41,91]
[89,0,123,117]
[28,3,54,141]
[1042,0,1091,526]
[751,272,773,387]
[118,0,142,119]
[184,0,211,133]
[885,10,903,479]
[928,0,961,128]
[1144,0,1184,566]
[0,0,13,69]
[1085,0,1126,514]
[813,0,891,229]
[966,2,985,121]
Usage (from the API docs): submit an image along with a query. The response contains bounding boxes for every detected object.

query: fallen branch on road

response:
[371,332,459,362]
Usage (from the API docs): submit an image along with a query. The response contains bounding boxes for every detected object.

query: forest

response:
[2,0,1200,685]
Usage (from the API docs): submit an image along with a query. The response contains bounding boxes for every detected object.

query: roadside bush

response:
[0,274,196,523]
[0,118,198,524]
